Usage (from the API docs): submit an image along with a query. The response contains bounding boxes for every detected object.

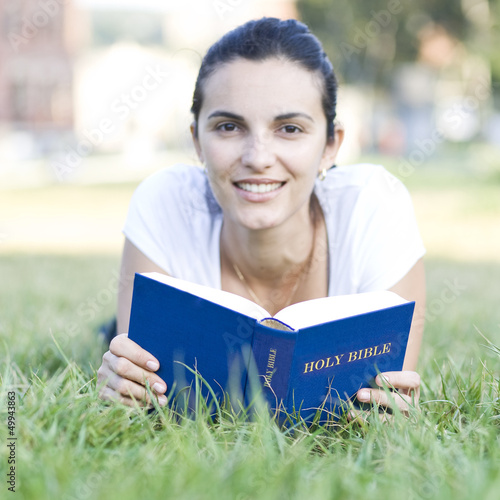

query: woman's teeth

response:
[236,182,283,193]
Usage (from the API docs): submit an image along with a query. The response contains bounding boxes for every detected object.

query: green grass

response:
[1,253,499,500]
[1,163,500,499]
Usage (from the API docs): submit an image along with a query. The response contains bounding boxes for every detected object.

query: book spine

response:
[245,323,297,411]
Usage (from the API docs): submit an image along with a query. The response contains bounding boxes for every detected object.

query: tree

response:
[296,0,494,87]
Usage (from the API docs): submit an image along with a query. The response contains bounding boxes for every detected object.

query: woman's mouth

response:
[234,181,285,193]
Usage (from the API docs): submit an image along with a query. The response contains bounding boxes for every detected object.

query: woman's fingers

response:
[97,333,168,407]
[357,388,416,412]
[99,385,152,408]
[347,408,392,424]
[104,350,166,394]
[98,361,167,406]
[109,333,161,373]
[97,362,168,407]
[374,371,421,394]
[355,370,421,414]
[109,334,166,393]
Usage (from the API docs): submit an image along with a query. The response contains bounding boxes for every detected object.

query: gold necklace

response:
[232,263,266,307]
[231,225,316,311]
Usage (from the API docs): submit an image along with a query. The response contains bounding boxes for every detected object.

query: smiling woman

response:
[193,58,338,234]
[97,17,426,418]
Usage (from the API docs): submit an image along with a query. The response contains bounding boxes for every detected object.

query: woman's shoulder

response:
[135,163,206,191]
[323,163,400,189]
[123,164,222,284]
[318,163,408,201]
[316,163,412,221]
[132,163,221,214]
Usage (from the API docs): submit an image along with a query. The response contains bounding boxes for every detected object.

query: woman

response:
[97,18,426,416]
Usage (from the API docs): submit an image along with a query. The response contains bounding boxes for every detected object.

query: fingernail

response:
[153,382,165,394]
[358,389,370,402]
[147,360,159,371]
[158,396,167,406]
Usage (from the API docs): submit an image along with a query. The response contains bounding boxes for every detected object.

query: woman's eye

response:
[217,123,238,132]
[282,125,301,134]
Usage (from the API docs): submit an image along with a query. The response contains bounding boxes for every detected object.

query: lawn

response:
[1,164,499,500]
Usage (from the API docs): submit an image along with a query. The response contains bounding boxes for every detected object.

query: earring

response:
[318,168,327,181]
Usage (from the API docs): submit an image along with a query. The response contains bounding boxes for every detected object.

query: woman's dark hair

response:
[191,17,338,139]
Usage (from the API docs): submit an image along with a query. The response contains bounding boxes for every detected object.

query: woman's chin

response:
[228,211,282,232]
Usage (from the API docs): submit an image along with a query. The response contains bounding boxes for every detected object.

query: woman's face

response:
[192,57,343,231]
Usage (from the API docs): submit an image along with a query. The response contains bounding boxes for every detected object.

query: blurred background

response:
[1,8,499,494]
[0,0,498,259]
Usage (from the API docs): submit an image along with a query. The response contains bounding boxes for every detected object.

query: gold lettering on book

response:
[303,343,392,374]
[303,353,344,373]
[263,348,277,388]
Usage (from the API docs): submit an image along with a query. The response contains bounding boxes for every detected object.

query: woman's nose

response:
[241,131,276,171]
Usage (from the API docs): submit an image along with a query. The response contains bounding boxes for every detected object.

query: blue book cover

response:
[128,272,415,423]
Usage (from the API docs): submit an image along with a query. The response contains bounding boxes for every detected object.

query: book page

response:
[141,272,270,320]
[259,318,294,331]
[273,291,409,330]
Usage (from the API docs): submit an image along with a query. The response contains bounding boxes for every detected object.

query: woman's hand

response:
[97,333,168,408]
[351,370,421,420]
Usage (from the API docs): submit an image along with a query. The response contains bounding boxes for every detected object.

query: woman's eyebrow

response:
[207,111,244,121]
[207,111,315,122]
[275,112,314,122]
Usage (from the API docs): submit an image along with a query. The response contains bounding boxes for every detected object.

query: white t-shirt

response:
[123,163,425,295]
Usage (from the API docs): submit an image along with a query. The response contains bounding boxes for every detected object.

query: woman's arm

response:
[117,238,167,333]
[97,238,169,407]
[354,258,426,415]
[389,257,426,371]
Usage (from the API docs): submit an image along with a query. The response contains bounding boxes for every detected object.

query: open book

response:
[128,272,415,422]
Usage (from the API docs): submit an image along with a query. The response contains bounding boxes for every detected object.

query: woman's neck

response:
[221,207,316,286]
[219,197,328,315]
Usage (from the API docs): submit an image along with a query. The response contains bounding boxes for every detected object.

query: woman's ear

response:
[320,122,345,169]
[190,121,204,164]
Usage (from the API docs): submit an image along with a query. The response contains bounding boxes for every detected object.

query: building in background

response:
[0,0,89,159]
[68,0,299,176]
[1,0,497,176]
[0,0,297,170]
